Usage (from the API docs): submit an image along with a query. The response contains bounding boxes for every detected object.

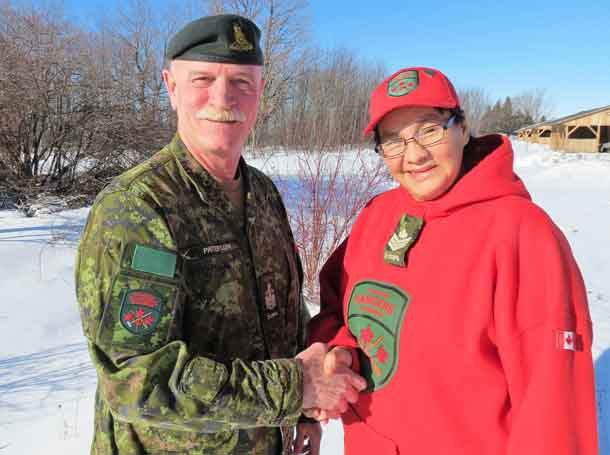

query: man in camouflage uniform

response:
[75,14,366,455]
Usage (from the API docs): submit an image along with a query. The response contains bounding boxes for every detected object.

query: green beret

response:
[166,14,263,66]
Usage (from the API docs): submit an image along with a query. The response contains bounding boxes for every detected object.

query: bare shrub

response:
[279,147,390,307]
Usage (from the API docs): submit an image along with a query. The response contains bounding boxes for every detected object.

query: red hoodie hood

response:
[397,134,531,220]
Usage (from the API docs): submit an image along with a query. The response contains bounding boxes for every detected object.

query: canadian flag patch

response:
[555,330,583,351]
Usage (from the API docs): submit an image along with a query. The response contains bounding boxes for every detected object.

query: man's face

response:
[163,59,263,158]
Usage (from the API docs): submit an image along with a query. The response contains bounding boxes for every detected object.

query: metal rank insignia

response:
[383,214,423,267]
[264,282,277,311]
[263,281,279,320]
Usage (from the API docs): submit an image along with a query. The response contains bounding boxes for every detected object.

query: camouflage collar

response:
[168,134,252,222]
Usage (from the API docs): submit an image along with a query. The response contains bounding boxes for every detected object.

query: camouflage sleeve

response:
[75,189,303,433]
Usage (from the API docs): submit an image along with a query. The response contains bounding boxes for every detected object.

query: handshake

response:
[296,342,367,421]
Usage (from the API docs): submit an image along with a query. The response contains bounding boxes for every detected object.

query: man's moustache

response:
[196,106,246,123]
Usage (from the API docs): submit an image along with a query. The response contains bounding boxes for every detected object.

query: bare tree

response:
[0,4,101,190]
[0,2,180,201]
[458,87,491,136]
[100,0,181,157]
[272,47,385,148]
[512,88,553,123]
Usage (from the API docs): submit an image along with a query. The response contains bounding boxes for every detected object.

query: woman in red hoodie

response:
[307,67,599,454]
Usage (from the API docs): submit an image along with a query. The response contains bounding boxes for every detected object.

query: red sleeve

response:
[495,211,598,454]
[307,238,361,371]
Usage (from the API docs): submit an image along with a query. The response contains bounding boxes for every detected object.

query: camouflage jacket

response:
[75,135,306,454]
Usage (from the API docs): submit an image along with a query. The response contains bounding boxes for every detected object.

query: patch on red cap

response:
[388,70,419,97]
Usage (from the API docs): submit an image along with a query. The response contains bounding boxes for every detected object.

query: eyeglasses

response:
[375,115,457,159]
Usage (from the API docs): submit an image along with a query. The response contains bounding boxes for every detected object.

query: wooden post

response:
[597,121,601,152]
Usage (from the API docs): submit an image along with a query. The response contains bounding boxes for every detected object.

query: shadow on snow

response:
[0,342,96,423]
[0,217,84,246]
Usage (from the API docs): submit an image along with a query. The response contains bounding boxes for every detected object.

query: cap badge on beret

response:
[230,23,254,52]
[388,70,419,97]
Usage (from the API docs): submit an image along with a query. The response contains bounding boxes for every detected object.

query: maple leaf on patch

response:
[144,316,154,326]
[360,326,374,344]
[136,308,145,318]
[124,312,134,321]
[377,346,388,364]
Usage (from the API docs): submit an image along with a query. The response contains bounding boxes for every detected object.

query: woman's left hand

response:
[292,421,322,455]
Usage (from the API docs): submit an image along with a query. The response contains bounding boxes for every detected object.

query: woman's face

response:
[377,106,469,201]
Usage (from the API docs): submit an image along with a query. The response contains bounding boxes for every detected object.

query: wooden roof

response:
[515,121,550,132]
[516,104,610,132]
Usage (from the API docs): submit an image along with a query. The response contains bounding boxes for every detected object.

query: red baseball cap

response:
[364,67,460,135]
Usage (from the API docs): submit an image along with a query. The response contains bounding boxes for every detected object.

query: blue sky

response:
[48,0,610,118]
[307,0,609,118]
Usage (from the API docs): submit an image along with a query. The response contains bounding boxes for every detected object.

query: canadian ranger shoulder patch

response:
[119,289,164,335]
[347,280,410,391]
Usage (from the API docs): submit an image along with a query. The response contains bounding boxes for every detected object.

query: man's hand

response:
[302,346,356,421]
[296,343,366,415]
[292,421,322,455]
[323,346,353,374]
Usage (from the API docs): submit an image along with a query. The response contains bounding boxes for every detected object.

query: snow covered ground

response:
[1,140,609,454]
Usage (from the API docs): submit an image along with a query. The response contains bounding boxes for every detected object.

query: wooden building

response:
[516,120,552,146]
[516,105,610,153]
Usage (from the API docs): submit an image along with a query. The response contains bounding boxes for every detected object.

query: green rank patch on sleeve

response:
[131,244,177,278]
[347,280,410,391]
